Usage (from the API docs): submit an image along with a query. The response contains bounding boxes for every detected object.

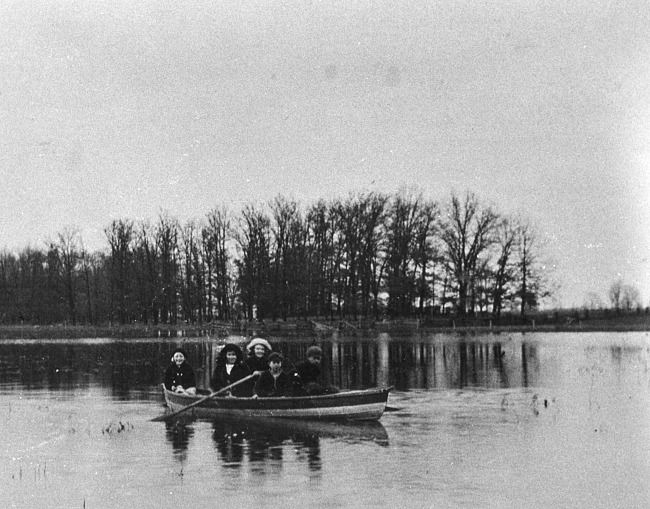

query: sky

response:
[1,0,649,309]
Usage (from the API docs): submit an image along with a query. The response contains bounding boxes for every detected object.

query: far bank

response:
[0,310,648,340]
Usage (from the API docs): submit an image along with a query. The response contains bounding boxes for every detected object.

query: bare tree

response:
[357,193,388,319]
[0,188,561,326]
[334,192,387,319]
[491,218,518,318]
[412,199,440,319]
[583,291,604,310]
[203,207,232,321]
[52,228,82,324]
[305,200,336,319]
[621,284,641,310]
[156,213,180,324]
[513,220,554,316]
[0,248,53,323]
[235,205,272,320]
[385,190,438,319]
[332,196,362,319]
[439,193,498,315]
[134,220,160,324]
[105,219,135,324]
[270,196,306,320]
[179,220,202,323]
[608,279,623,310]
[78,245,96,324]
[385,191,420,318]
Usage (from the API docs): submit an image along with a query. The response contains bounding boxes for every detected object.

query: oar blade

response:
[151,412,173,422]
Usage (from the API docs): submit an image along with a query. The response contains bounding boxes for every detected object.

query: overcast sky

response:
[1,0,648,308]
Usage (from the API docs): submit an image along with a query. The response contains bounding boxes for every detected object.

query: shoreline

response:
[0,316,648,340]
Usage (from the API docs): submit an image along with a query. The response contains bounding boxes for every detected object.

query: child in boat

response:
[292,345,339,396]
[243,337,273,375]
[210,343,252,397]
[253,352,293,397]
[164,347,197,395]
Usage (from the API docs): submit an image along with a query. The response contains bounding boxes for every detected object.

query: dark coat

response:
[210,363,252,397]
[244,355,269,373]
[254,370,293,397]
[295,360,323,385]
[164,362,196,391]
[209,343,254,396]
[293,360,339,396]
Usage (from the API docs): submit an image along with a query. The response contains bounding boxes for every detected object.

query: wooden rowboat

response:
[162,385,392,421]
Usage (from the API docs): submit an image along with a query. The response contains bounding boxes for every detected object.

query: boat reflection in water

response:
[164,414,389,472]
[164,420,196,463]
[212,416,389,471]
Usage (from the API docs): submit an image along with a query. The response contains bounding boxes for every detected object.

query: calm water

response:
[1,332,649,508]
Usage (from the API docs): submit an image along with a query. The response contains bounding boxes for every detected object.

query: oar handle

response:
[211,372,258,397]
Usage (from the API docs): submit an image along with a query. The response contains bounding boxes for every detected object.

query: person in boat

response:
[243,337,273,374]
[253,352,293,397]
[292,345,339,396]
[210,343,252,397]
[164,347,197,395]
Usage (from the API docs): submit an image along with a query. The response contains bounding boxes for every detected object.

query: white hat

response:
[246,337,272,352]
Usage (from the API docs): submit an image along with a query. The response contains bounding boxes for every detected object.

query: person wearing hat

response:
[210,343,252,397]
[164,347,197,395]
[293,345,338,396]
[243,337,273,375]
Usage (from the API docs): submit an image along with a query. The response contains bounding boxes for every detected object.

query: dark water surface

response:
[1,332,649,508]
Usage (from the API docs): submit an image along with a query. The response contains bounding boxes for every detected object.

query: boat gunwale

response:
[164,385,391,404]
[162,385,392,421]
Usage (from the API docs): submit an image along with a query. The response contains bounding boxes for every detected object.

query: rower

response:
[292,346,339,396]
[253,353,293,397]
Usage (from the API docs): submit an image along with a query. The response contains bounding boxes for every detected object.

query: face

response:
[253,345,266,358]
[269,360,282,374]
[226,351,237,364]
[308,355,322,366]
[172,352,185,365]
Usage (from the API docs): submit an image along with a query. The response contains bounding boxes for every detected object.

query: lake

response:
[1,331,649,508]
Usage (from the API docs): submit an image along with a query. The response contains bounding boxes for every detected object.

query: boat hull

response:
[163,386,391,421]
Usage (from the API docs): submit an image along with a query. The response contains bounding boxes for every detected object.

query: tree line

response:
[0,190,550,326]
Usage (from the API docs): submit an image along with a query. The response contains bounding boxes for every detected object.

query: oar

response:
[152,373,258,422]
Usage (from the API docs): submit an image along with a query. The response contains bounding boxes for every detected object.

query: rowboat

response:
[162,385,392,421]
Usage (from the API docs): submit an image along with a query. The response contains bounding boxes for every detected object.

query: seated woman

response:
[254,352,293,398]
[164,348,197,395]
[243,337,273,374]
[210,343,252,397]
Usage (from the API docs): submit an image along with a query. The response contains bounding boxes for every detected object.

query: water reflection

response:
[271,335,543,391]
[162,415,388,472]
[1,333,648,509]
[0,340,164,395]
[165,420,195,462]
[0,333,644,395]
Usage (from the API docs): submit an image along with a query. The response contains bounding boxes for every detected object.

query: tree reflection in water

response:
[0,335,545,398]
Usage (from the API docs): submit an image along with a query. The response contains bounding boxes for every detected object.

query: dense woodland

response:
[0,191,551,326]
